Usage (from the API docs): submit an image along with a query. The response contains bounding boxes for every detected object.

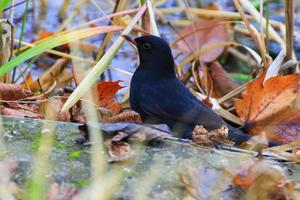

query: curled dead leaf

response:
[0,107,43,119]
[0,83,32,100]
[192,125,233,146]
[104,139,133,162]
[232,160,294,200]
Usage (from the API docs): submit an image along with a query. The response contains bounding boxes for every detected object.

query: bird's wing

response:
[139,79,224,129]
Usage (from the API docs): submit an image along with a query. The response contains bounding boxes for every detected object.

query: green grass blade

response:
[12,0,29,82]
[0,26,123,77]
[0,0,11,12]
[16,0,29,55]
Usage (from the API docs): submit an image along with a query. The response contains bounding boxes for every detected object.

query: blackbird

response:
[122,34,250,145]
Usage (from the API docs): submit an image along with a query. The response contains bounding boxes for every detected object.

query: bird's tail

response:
[227,124,250,145]
[227,124,278,147]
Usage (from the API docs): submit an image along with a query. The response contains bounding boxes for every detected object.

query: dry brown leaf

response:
[6,102,40,113]
[198,62,239,99]
[232,160,294,200]
[40,98,71,121]
[102,110,142,123]
[192,125,233,146]
[176,19,228,63]
[235,73,300,144]
[198,64,214,96]
[192,125,209,145]
[0,83,32,100]
[71,103,86,124]
[98,80,123,115]
[0,107,43,119]
[104,139,133,162]
[209,61,239,98]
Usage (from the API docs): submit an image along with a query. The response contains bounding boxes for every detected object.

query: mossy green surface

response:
[1,116,300,199]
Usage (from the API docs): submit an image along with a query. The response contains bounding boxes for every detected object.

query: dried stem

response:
[285,0,294,61]
[233,0,269,69]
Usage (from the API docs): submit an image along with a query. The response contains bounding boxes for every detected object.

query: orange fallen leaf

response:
[235,73,300,143]
[98,80,123,115]
[175,18,228,63]
[0,83,32,100]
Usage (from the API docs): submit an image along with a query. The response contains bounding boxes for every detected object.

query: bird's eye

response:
[142,43,151,50]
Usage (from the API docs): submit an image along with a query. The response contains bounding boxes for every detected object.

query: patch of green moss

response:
[68,151,81,159]
[75,179,89,188]
[30,134,42,151]
[52,140,67,150]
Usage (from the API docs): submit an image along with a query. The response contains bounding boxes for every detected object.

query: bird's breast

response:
[129,72,144,115]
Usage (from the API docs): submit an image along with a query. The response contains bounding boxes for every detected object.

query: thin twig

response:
[285,0,295,74]
[233,0,268,69]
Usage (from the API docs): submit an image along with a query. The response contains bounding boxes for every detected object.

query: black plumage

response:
[123,35,249,145]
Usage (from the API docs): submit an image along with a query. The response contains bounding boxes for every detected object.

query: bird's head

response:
[122,35,175,73]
